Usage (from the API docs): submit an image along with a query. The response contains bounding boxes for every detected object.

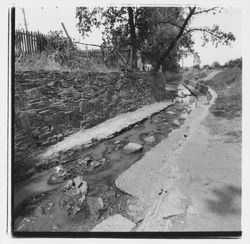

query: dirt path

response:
[202,70,221,81]
[175,112,241,231]
[116,70,241,232]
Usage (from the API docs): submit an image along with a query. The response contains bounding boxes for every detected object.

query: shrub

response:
[225,57,242,69]
[212,61,221,69]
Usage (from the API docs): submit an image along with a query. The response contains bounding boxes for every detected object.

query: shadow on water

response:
[206,184,241,216]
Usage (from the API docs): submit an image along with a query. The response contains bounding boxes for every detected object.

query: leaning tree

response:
[76,6,236,71]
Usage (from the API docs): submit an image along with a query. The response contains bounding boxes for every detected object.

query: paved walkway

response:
[37,101,173,160]
[116,71,241,231]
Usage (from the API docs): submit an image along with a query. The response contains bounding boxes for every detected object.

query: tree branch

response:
[157,21,182,29]
[154,7,196,71]
[183,28,222,39]
[194,7,219,15]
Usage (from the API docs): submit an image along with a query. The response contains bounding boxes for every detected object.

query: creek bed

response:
[14,97,195,232]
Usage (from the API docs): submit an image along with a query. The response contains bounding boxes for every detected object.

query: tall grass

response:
[15,51,118,72]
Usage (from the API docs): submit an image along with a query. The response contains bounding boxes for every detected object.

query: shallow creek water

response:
[14,98,194,232]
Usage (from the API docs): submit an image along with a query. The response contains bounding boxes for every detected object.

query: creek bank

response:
[14,98,194,232]
[14,75,200,232]
[14,70,173,182]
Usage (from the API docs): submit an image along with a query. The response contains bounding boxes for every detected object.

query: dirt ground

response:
[133,68,242,232]
[12,68,242,233]
[174,69,242,231]
[174,111,241,231]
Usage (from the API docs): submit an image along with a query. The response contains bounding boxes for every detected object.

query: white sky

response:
[16,6,241,67]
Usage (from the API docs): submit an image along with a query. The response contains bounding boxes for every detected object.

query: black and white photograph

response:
[1,0,249,240]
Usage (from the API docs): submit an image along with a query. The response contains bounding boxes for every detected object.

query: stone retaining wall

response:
[14,70,173,174]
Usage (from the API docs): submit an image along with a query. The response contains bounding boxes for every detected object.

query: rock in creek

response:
[166,111,176,115]
[64,179,74,189]
[179,113,189,120]
[34,206,46,217]
[123,142,143,154]
[48,170,67,184]
[87,197,104,216]
[172,119,180,127]
[90,160,101,169]
[64,176,88,196]
[73,175,85,188]
[144,135,156,144]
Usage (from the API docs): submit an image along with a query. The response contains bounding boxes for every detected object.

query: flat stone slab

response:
[38,101,173,159]
[91,214,136,232]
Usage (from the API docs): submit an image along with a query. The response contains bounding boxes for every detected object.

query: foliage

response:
[75,7,236,72]
[76,7,193,71]
[224,57,242,69]
[45,30,78,67]
[212,61,221,69]
[193,64,201,70]
[201,68,242,119]
[16,30,119,72]
[15,51,117,72]
[202,64,212,69]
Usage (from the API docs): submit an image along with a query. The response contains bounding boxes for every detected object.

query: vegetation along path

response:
[13,69,241,232]
[123,69,241,231]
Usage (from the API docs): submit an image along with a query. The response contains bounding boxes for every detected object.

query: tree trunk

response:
[128,7,137,71]
[154,7,196,71]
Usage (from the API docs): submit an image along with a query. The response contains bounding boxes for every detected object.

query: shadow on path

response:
[206,184,241,216]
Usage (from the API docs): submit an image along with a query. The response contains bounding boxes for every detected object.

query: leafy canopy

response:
[76,7,236,72]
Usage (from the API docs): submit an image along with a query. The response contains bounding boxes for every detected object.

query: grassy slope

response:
[202,68,242,119]
[15,52,117,72]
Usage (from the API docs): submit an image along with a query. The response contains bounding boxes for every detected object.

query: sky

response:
[16,6,241,67]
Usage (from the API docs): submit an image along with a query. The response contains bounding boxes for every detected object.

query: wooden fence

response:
[15,30,132,69]
[15,30,48,56]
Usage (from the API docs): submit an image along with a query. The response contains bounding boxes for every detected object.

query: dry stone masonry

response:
[14,70,172,181]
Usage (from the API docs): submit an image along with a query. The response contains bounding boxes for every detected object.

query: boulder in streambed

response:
[123,142,143,154]
[172,119,180,127]
[144,135,156,144]
[73,175,85,188]
[179,113,189,120]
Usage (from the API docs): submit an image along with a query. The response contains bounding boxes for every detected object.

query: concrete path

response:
[116,70,241,231]
[37,101,173,160]
[136,89,241,231]
[202,70,221,81]
[116,91,214,209]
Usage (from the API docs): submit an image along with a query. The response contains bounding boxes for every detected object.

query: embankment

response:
[14,70,176,179]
